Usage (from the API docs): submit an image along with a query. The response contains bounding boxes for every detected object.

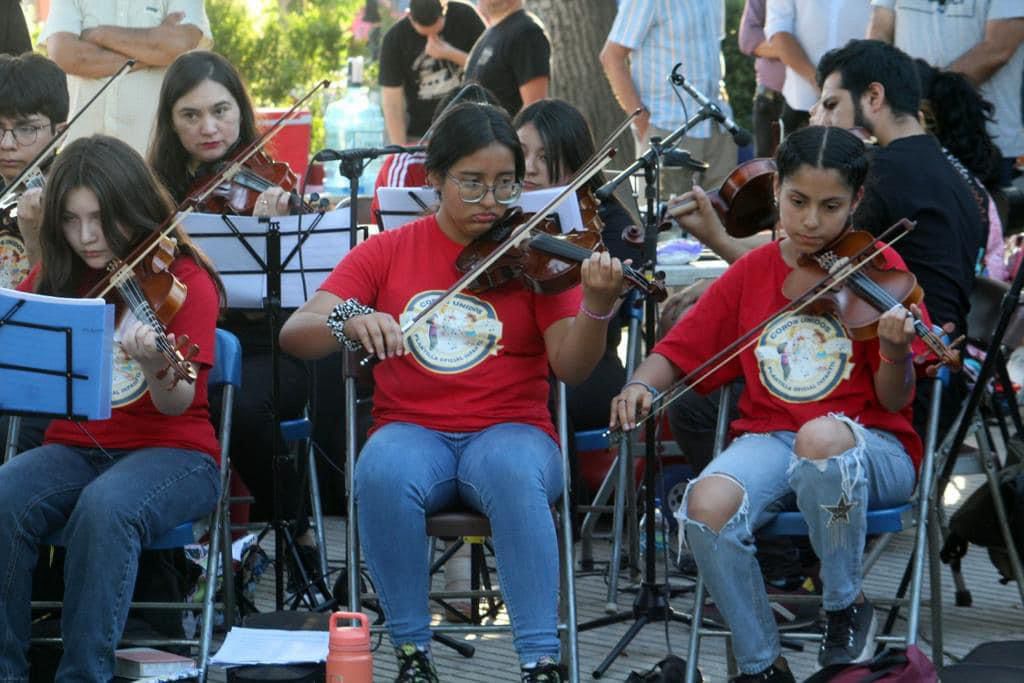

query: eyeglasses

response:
[445,173,523,205]
[0,123,51,147]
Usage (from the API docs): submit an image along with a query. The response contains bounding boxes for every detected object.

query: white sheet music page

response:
[182,209,355,308]
[374,185,584,233]
[209,627,328,665]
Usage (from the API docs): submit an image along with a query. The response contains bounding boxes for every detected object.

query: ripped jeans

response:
[679,418,915,674]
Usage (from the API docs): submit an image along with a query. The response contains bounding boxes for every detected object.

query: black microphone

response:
[662,148,708,171]
[312,144,426,162]
[670,64,752,148]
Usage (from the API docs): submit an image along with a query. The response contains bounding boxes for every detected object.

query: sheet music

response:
[375,185,584,233]
[183,209,356,309]
[210,627,328,665]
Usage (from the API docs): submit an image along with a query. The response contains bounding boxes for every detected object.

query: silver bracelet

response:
[326,298,375,351]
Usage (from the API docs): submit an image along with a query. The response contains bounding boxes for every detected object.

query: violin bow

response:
[86,79,331,300]
[610,218,923,439]
[0,60,136,208]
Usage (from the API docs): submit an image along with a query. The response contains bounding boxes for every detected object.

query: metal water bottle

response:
[326,611,372,683]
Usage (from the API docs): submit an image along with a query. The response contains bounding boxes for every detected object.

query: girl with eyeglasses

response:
[280,102,624,682]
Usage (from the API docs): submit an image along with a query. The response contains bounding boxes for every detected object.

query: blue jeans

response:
[680,418,916,674]
[0,445,220,682]
[354,422,563,665]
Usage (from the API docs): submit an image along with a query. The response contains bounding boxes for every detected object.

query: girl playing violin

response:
[611,126,928,682]
[0,135,222,681]
[280,102,624,682]
[149,50,324,590]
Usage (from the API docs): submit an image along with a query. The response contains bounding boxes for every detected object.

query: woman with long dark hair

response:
[0,135,222,681]
[281,102,624,682]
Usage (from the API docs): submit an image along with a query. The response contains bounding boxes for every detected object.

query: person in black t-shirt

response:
[379,0,485,145]
[465,0,550,116]
[814,39,987,435]
[814,40,986,341]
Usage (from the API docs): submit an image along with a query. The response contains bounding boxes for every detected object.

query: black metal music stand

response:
[188,208,353,610]
[577,105,721,678]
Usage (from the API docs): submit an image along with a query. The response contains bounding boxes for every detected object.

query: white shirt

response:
[40,0,212,156]
[765,0,872,112]
[871,0,1024,158]
[607,0,731,138]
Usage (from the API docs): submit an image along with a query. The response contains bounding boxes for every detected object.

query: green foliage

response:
[723,0,756,132]
[206,0,372,151]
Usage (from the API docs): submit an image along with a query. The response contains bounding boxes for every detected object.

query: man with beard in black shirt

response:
[464,0,550,116]
[814,39,987,432]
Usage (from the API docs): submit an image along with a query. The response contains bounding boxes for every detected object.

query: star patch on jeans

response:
[821,492,858,527]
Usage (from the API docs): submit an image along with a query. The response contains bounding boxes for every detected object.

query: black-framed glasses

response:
[0,123,51,147]
[445,173,523,205]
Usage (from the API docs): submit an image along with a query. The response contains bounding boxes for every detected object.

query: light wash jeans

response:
[0,445,220,682]
[680,418,916,674]
[354,422,563,665]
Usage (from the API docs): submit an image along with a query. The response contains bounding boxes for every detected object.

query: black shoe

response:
[730,662,796,682]
[395,643,439,683]
[521,656,564,682]
[819,598,877,667]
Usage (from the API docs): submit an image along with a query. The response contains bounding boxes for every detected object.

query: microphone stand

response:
[579,104,720,679]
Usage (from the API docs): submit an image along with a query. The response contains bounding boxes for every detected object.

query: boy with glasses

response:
[0,52,69,282]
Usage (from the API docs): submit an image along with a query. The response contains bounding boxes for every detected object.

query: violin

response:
[665,157,778,238]
[92,235,200,387]
[608,219,961,439]
[782,224,962,369]
[189,148,310,215]
[455,190,667,302]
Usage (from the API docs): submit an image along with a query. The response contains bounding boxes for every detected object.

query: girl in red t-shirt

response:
[281,102,624,682]
[611,126,925,682]
[0,135,222,681]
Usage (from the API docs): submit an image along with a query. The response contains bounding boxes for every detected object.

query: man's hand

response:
[425,34,454,61]
[657,278,713,339]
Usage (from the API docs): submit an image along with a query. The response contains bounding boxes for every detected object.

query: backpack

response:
[803,646,937,682]
[940,463,1024,584]
[626,655,702,683]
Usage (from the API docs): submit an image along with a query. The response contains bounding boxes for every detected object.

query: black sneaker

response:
[395,643,439,683]
[521,656,564,682]
[819,598,878,667]
[730,662,796,682]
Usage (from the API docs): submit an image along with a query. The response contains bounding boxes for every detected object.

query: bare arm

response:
[544,252,624,386]
[424,34,470,67]
[381,86,408,146]
[608,353,680,431]
[949,18,1024,87]
[739,0,780,59]
[82,13,203,68]
[768,31,818,88]
[666,187,768,264]
[46,32,135,78]
[280,290,349,360]
[518,76,549,111]
[599,40,650,138]
[866,6,895,42]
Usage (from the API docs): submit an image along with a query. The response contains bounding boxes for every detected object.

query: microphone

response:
[662,148,708,172]
[670,64,752,148]
[312,145,426,163]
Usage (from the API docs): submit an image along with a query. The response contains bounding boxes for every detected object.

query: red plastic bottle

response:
[325,611,372,683]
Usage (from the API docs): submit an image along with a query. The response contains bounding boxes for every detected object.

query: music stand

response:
[186,208,359,610]
[0,288,113,448]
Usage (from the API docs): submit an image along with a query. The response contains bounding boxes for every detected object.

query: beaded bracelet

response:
[326,298,375,351]
[579,301,616,321]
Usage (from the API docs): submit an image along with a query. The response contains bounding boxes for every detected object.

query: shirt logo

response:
[0,234,29,289]
[755,313,853,403]
[401,290,503,374]
[111,344,148,407]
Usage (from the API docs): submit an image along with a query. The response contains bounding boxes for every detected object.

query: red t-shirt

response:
[654,241,927,470]
[319,214,581,440]
[369,151,429,225]
[19,256,221,460]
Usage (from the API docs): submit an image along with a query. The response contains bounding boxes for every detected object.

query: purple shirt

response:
[739,0,784,92]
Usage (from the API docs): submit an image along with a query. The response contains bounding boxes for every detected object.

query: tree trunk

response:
[528,0,629,158]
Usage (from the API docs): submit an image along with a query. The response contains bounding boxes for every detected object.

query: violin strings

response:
[116,278,182,369]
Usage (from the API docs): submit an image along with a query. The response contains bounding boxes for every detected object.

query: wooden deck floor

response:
[226,471,1024,682]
